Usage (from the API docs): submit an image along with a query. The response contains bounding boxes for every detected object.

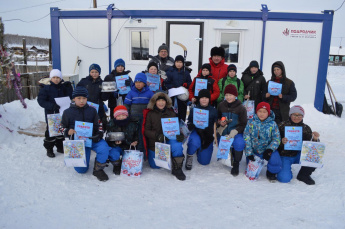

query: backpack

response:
[221,77,241,92]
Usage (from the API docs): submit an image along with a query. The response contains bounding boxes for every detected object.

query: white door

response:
[168,23,203,78]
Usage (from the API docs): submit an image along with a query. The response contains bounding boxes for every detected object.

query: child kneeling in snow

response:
[276,105,320,185]
[143,92,186,180]
[61,86,112,182]
[106,105,139,175]
[186,89,217,170]
[243,102,282,181]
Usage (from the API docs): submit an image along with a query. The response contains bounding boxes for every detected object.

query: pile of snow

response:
[0,67,344,228]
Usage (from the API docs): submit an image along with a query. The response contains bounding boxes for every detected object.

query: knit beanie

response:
[210,46,225,57]
[289,105,305,117]
[147,62,158,71]
[256,102,271,116]
[249,60,259,69]
[156,95,167,102]
[72,86,88,99]
[134,72,147,84]
[114,58,125,70]
[227,64,237,73]
[198,89,211,100]
[50,69,62,79]
[201,63,211,73]
[158,43,169,53]
[89,63,101,74]
[224,84,238,97]
[113,105,129,118]
[175,55,184,64]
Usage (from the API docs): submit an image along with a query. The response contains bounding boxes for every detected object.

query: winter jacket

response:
[144,92,176,152]
[243,112,281,156]
[188,74,220,104]
[217,75,244,103]
[151,55,175,72]
[124,84,154,121]
[263,61,297,122]
[277,119,318,157]
[37,80,73,123]
[165,66,192,89]
[106,118,139,150]
[196,57,228,83]
[188,104,218,135]
[77,75,106,119]
[103,70,132,108]
[61,103,99,137]
[241,67,266,108]
[217,99,247,135]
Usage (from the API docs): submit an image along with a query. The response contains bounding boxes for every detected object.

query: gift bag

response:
[47,114,62,137]
[121,148,144,177]
[154,142,172,170]
[300,141,326,168]
[245,156,264,181]
[179,120,191,144]
[63,140,87,167]
[217,136,234,167]
[243,100,255,119]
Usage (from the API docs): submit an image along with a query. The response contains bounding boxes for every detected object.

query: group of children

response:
[38,54,320,185]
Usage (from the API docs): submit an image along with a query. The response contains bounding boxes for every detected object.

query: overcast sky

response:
[1,0,344,47]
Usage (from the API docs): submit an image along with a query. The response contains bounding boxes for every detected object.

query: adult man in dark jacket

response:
[152,43,175,72]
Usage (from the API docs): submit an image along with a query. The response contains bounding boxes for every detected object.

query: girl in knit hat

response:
[243,102,282,181]
[276,105,320,185]
[217,64,244,104]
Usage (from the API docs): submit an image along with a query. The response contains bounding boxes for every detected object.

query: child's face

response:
[250,67,258,74]
[135,81,145,91]
[228,70,236,78]
[156,99,166,110]
[90,70,100,80]
[257,108,269,121]
[115,114,128,120]
[51,76,61,84]
[73,96,87,107]
[116,65,124,73]
[199,97,210,107]
[225,94,236,103]
[175,61,183,69]
[274,67,282,78]
[290,113,303,124]
[149,66,158,74]
[202,69,210,77]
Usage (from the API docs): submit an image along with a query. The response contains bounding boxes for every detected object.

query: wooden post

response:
[23,38,27,73]
[93,0,97,8]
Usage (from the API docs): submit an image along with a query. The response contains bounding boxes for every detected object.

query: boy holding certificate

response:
[277,105,320,185]
[61,87,113,182]
[186,89,217,169]
[243,102,282,181]
[143,92,186,180]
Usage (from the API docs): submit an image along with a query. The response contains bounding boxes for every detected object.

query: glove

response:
[90,131,104,143]
[176,133,185,142]
[53,104,60,111]
[156,134,165,143]
[263,149,273,161]
[228,129,238,139]
[125,79,131,86]
[187,123,195,131]
[247,155,255,162]
[183,83,188,88]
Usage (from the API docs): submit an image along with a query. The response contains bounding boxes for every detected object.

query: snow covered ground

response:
[0,66,345,228]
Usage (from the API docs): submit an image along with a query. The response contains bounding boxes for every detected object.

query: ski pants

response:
[148,139,183,169]
[277,152,301,183]
[187,130,214,165]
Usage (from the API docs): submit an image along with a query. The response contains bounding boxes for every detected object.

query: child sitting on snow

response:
[243,102,282,181]
[276,105,320,185]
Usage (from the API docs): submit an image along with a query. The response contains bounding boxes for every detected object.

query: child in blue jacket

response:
[243,102,282,181]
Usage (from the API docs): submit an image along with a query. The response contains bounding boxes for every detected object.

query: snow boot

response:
[111,159,122,175]
[172,156,186,181]
[93,161,109,181]
[44,139,55,158]
[297,166,316,185]
[231,161,239,176]
[230,150,243,176]
[185,154,193,170]
[266,170,277,182]
[55,136,64,154]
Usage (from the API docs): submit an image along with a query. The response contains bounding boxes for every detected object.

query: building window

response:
[342,56,345,62]
[220,33,240,63]
[131,31,149,60]
[335,56,339,63]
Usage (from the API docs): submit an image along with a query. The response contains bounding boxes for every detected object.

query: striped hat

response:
[113,105,128,118]
[72,86,88,99]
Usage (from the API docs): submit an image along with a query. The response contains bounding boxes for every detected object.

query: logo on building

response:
[282,28,289,36]
[282,28,317,38]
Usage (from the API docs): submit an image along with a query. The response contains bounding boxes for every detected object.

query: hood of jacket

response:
[270,61,286,81]
[147,92,172,110]
[242,67,264,78]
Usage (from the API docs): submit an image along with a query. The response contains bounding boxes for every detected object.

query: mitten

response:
[228,129,238,139]
[247,155,255,161]
[125,79,131,86]
[156,134,165,143]
[176,134,185,142]
[263,149,273,161]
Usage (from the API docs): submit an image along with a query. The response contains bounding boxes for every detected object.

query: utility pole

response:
[93,0,97,8]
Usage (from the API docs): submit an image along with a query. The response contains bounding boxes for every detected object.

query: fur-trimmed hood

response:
[147,92,172,110]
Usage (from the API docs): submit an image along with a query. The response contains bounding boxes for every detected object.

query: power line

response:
[0,0,65,14]
[3,13,50,23]
[335,0,345,11]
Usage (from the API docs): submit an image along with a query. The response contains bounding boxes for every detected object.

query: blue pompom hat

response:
[134,73,147,85]
[72,86,89,99]
[89,63,101,74]
[114,58,125,70]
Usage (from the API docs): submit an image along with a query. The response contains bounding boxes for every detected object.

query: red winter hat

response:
[256,102,271,116]
[113,105,128,118]
[224,84,238,97]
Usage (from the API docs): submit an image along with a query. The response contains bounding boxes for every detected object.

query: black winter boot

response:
[55,136,64,153]
[230,150,243,176]
[111,159,122,175]
[172,156,186,181]
[185,154,193,170]
[44,139,56,158]
[93,160,109,181]
[297,166,316,185]
[266,170,277,182]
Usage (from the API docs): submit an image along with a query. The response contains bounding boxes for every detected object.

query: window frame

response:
[128,28,154,64]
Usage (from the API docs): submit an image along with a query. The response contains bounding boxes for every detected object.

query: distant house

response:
[329,46,345,66]
[30,46,49,54]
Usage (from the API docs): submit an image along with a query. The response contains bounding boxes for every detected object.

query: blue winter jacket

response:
[243,111,281,156]
[188,104,218,134]
[165,66,192,89]
[37,80,73,123]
